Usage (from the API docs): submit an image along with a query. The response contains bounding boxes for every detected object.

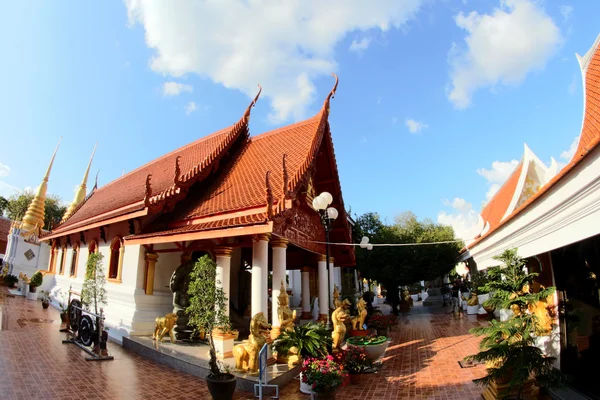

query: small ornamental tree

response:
[466,249,562,398]
[186,255,232,379]
[81,253,107,315]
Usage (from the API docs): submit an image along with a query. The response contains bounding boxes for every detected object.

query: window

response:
[59,245,66,275]
[109,237,123,280]
[70,243,79,277]
[88,239,98,255]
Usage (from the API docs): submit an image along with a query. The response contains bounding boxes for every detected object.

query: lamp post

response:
[312,191,338,331]
[359,236,373,295]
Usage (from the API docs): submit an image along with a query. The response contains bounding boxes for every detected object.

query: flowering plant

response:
[301,356,346,393]
[368,314,394,330]
[340,345,375,374]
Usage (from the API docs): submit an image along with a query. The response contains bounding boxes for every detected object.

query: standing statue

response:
[277,280,296,332]
[232,312,271,375]
[333,286,342,308]
[332,299,350,353]
[170,260,195,340]
[351,298,368,330]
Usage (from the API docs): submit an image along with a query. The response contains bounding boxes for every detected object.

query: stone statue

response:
[350,298,368,330]
[232,312,271,375]
[287,346,300,368]
[169,260,195,340]
[277,280,296,332]
[331,299,350,353]
[153,313,178,343]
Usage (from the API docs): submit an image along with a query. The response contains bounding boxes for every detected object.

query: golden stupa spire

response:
[21,138,62,235]
[61,143,97,222]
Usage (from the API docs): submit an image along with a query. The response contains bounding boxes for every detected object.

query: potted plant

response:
[340,345,375,384]
[186,255,236,400]
[40,290,50,309]
[346,334,389,362]
[57,290,69,323]
[368,314,393,337]
[3,274,18,288]
[465,249,563,399]
[29,271,43,293]
[271,322,331,364]
[301,356,346,399]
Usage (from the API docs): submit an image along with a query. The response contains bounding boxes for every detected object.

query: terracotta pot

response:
[349,373,363,385]
[348,329,369,337]
[42,302,49,310]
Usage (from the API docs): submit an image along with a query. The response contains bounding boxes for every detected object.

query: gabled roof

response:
[466,33,600,251]
[47,89,261,237]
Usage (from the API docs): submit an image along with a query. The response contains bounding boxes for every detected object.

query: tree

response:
[81,253,107,315]
[186,255,232,378]
[0,196,8,216]
[466,249,561,398]
[4,190,66,229]
[354,211,462,313]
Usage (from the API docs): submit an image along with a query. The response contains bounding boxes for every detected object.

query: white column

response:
[318,256,328,319]
[334,266,342,294]
[329,258,336,309]
[215,247,233,317]
[271,237,288,338]
[291,269,301,307]
[301,266,311,319]
[251,234,270,318]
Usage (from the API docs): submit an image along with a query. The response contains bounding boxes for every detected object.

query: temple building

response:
[32,77,354,344]
[459,34,600,397]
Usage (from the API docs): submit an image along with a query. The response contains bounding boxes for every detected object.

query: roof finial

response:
[243,84,262,122]
[61,142,97,222]
[20,137,62,235]
[174,156,182,184]
[265,170,273,219]
[93,170,100,191]
[144,174,153,207]
[322,73,338,115]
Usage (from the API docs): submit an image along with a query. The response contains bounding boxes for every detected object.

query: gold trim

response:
[214,246,234,257]
[145,253,159,262]
[270,237,288,248]
[253,233,271,242]
[328,257,335,264]
[301,266,312,273]
[107,278,122,284]
[317,254,327,262]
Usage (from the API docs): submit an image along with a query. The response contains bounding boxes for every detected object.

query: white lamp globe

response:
[366,243,373,251]
[312,196,326,211]
[320,192,333,206]
[326,207,338,220]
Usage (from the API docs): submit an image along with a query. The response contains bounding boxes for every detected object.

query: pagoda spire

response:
[61,142,97,222]
[21,138,62,235]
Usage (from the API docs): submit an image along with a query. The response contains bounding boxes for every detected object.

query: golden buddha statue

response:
[332,298,350,353]
[277,280,296,332]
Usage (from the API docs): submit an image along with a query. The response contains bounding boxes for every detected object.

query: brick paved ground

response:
[0,287,486,399]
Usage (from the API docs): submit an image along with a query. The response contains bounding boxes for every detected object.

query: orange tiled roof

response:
[125,212,268,240]
[52,106,255,234]
[468,37,600,249]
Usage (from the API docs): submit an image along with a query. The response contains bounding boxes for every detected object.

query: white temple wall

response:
[153,248,180,294]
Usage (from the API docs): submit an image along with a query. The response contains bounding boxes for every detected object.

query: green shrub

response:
[29,272,43,288]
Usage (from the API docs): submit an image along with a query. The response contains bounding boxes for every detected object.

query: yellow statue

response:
[350,298,368,330]
[277,280,296,332]
[153,313,178,343]
[333,286,341,308]
[467,292,479,306]
[287,346,300,368]
[232,312,271,375]
[332,299,350,353]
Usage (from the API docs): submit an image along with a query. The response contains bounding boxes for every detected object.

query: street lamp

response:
[312,191,338,330]
[359,237,373,294]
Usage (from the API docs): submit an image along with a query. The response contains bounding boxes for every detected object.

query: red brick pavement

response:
[0,288,486,399]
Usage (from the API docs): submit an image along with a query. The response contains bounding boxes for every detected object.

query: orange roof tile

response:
[478,161,523,234]
[468,36,600,249]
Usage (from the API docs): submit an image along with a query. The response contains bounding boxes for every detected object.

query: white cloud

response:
[447,0,561,109]
[163,81,193,96]
[0,163,9,177]
[477,159,519,200]
[560,136,579,162]
[405,118,428,134]
[349,37,371,53]
[437,197,482,240]
[185,101,198,115]
[124,0,423,123]
[559,5,573,20]
[568,73,577,95]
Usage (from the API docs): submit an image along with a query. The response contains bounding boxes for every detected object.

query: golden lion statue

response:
[350,298,368,330]
[332,299,350,353]
[287,346,300,368]
[233,312,271,375]
[153,313,178,343]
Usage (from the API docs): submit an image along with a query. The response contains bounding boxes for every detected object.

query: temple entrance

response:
[551,235,600,398]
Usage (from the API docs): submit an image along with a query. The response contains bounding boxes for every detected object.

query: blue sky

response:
[0,0,598,239]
